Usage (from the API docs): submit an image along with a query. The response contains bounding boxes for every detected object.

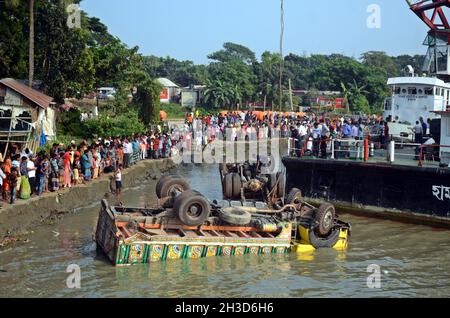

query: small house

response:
[0,78,55,158]
[157,78,180,104]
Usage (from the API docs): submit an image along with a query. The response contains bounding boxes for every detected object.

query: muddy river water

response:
[0,164,449,298]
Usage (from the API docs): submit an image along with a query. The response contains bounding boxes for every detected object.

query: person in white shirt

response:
[27,156,37,195]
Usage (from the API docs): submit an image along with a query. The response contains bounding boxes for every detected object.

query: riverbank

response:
[0,158,176,246]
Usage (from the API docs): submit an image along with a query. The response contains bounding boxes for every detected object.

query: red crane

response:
[408,0,450,43]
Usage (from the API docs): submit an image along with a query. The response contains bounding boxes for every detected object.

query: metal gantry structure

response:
[407,0,450,77]
[408,0,450,42]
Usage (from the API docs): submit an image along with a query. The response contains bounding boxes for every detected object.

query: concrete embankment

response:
[0,159,175,242]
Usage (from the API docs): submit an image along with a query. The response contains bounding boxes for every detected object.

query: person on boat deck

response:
[319,119,330,158]
[311,122,322,158]
[413,121,424,144]
[413,121,424,160]
[342,121,352,139]
[420,117,428,141]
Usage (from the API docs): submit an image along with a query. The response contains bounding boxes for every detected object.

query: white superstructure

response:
[384,76,450,125]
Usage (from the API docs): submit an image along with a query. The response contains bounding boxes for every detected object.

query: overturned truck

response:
[95,175,350,266]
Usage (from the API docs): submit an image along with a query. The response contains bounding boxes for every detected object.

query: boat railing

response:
[287,136,450,168]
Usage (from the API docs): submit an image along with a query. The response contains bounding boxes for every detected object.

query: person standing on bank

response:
[27,156,37,195]
[114,164,123,202]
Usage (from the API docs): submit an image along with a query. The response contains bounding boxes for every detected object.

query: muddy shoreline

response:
[0,159,175,245]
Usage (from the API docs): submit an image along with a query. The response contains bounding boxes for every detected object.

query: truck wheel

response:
[174,190,211,227]
[315,203,336,237]
[285,188,302,205]
[223,173,234,199]
[156,176,190,199]
[308,227,340,249]
[231,173,242,199]
[156,174,177,197]
[218,207,252,226]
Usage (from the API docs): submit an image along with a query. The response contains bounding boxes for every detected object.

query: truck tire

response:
[174,190,211,227]
[156,176,191,199]
[285,188,302,205]
[315,203,336,237]
[156,174,178,197]
[232,173,242,199]
[308,227,340,249]
[223,173,234,199]
[218,207,252,226]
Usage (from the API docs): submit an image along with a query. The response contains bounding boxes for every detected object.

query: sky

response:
[81,0,430,64]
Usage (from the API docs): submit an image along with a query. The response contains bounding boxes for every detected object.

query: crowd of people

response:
[0,130,176,207]
[182,111,391,156]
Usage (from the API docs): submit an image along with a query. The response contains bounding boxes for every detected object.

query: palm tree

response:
[204,80,234,109]
[341,79,369,112]
[340,82,350,113]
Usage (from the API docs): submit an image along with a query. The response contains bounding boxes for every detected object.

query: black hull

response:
[282,157,450,228]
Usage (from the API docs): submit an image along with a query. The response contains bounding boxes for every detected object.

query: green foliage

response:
[143,56,207,87]
[161,103,187,119]
[135,79,162,125]
[208,42,257,65]
[84,111,146,138]
[349,94,370,114]
[57,108,86,137]
[0,0,28,79]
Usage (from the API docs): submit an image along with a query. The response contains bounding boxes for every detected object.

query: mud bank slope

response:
[0,159,175,240]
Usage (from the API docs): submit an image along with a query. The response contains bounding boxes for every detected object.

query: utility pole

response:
[289,78,294,111]
[28,0,35,87]
[279,0,284,112]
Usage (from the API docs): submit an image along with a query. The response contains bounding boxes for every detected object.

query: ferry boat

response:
[95,176,350,266]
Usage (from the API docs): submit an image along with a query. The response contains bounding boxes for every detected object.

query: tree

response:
[0,0,27,78]
[203,79,235,109]
[255,51,282,107]
[361,51,399,77]
[208,42,256,65]
[340,82,350,113]
[346,79,370,114]
[28,0,34,87]
[135,78,162,125]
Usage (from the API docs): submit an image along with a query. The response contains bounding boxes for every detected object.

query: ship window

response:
[424,87,433,95]
[402,89,407,94]
[394,87,401,94]
[436,88,441,95]
[408,87,417,95]
[442,89,446,97]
